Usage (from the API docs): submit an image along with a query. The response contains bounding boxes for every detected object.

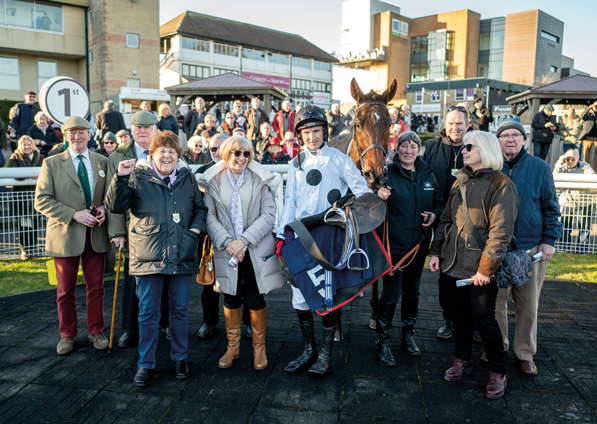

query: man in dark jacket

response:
[422,106,471,340]
[245,97,269,141]
[182,97,206,139]
[10,91,41,152]
[473,99,493,132]
[95,100,127,142]
[531,105,558,160]
[496,114,562,376]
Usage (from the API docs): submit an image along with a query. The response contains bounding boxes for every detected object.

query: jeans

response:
[380,255,426,304]
[136,274,191,369]
[223,257,266,311]
[449,275,506,375]
[533,142,551,161]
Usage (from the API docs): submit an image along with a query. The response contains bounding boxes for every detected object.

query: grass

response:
[0,253,124,298]
[1,252,594,298]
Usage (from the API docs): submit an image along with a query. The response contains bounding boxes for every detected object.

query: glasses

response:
[104,141,116,145]
[233,150,251,158]
[565,157,577,161]
[210,147,219,153]
[463,144,477,152]
[498,134,524,142]
[447,106,467,113]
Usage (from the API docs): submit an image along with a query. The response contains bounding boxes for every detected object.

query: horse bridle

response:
[348,101,389,186]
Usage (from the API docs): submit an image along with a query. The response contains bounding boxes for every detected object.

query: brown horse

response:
[328,78,397,337]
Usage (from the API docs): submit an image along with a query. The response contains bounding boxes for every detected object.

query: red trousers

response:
[54,229,106,337]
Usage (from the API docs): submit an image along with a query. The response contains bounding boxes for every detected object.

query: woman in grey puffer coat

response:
[198,135,283,372]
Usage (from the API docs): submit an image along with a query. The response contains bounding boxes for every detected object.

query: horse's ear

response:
[350,78,365,104]
[382,80,398,104]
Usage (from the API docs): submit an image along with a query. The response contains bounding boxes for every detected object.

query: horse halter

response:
[349,101,389,186]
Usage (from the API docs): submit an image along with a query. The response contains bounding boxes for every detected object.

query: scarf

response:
[227,167,248,239]
[37,124,49,135]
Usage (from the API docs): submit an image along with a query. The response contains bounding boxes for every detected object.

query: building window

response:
[38,60,57,91]
[415,91,423,102]
[292,57,311,69]
[0,1,63,32]
[312,81,331,92]
[314,61,331,72]
[478,62,489,77]
[550,65,558,73]
[89,50,93,64]
[541,31,560,43]
[213,68,239,76]
[214,43,239,57]
[0,56,20,90]
[182,64,210,79]
[88,10,92,23]
[291,79,311,90]
[182,37,210,53]
[126,33,139,48]
[127,78,140,88]
[430,91,441,102]
[269,53,289,66]
[479,33,490,51]
[427,30,451,81]
[410,63,428,83]
[411,36,428,54]
[242,48,265,61]
[454,88,476,101]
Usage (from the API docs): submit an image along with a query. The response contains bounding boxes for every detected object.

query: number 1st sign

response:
[39,77,91,125]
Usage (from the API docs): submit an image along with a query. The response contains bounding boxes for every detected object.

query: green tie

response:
[77,154,92,208]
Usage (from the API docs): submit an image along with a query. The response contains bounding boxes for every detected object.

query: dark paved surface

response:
[1,271,597,423]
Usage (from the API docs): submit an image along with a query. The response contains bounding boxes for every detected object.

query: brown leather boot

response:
[218,307,242,369]
[444,358,473,382]
[485,372,507,399]
[250,308,268,370]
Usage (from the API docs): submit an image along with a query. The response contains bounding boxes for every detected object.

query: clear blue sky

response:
[159,0,596,76]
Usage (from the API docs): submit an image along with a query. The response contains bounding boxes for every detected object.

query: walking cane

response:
[108,250,123,354]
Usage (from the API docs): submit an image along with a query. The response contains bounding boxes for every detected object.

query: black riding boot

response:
[309,312,336,375]
[401,297,421,356]
[376,299,397,367]
[285,310,318,373]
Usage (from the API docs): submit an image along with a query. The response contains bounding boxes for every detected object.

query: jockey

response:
[275,105,373,374]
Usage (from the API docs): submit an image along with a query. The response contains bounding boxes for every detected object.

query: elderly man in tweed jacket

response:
[35,116,111,356]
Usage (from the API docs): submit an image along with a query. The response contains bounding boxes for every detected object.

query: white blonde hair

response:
[463,131,504,171]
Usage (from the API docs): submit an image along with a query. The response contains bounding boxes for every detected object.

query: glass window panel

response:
[182,64,189,76]
[38,60,56,90]
[477,62,488,78]
[490,30,504,50]
[270,53,289,65]
[189,66,196,77]
[0,57,20,90]
[6,0,34,29]
[127,78,140,88]
[479,33,490,51]
[126,33,139,48]
[314,61,331,71]
[292,57,311,69]
[35,1,62,32]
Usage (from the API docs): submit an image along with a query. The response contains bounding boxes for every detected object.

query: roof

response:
[507,74,597,104]
[405,78,531,93]
[164,73,287,99]
[160,11,337,63]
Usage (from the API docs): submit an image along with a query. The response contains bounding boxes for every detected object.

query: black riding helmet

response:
[294,105,329,146]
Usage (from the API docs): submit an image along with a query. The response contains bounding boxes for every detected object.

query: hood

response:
[197,159,281,194]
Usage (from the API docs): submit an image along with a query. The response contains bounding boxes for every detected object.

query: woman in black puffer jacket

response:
[377,131,443,363]
[27,112,60,157]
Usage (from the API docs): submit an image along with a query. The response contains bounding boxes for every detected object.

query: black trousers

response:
[223,257,266,311]
[380,255,426,304]
[438,271,454,320]
[448,275,506,375]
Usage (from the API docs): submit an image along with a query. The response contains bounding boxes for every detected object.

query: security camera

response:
[132,70,137,75]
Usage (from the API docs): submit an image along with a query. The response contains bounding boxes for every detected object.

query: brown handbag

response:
[197,235,215,285]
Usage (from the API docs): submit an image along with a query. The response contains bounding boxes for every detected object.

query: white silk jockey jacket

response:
[276,143,372,238]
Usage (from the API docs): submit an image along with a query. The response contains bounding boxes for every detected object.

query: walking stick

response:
[108,250,123,354]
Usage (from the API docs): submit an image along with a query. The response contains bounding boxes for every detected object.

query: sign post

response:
[39,76,91,149]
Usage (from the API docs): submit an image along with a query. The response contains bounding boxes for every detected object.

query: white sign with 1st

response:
[39,77,90,125]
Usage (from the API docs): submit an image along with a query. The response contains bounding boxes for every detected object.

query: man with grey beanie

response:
[531,105,558,160]
[495,114,561,376]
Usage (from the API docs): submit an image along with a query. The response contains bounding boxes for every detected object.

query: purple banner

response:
[243,71,290,88]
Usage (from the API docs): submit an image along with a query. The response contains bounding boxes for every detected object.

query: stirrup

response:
[347,248,369,271]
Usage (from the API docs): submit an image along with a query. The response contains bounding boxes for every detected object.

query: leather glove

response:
[274,238,284,259]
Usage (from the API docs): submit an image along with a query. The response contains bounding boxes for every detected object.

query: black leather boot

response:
[376,299,397,367]
[285,310,318,373]
[308,326,335,374]
[401,297,421,356]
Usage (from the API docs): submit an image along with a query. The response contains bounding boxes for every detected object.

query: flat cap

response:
[62,116,90,131]
[544,105,554,112]
[103,132,117,142]
[25,90,36,95]
[130,110,157,127]
[115,129,130,137]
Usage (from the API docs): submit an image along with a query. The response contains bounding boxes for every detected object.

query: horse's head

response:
[350,78,397,191]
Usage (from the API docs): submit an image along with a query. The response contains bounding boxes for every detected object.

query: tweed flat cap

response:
[130,111,157,127]
[62,116,90,131]
[103,132,116,142]
[115,129,130,137]
[544,105,554,112]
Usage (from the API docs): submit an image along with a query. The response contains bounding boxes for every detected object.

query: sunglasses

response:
[463,144,477,152]
[447,106,468,113]
[233,150,251,158]
[210,147,219,153]
[104,141,116,145]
